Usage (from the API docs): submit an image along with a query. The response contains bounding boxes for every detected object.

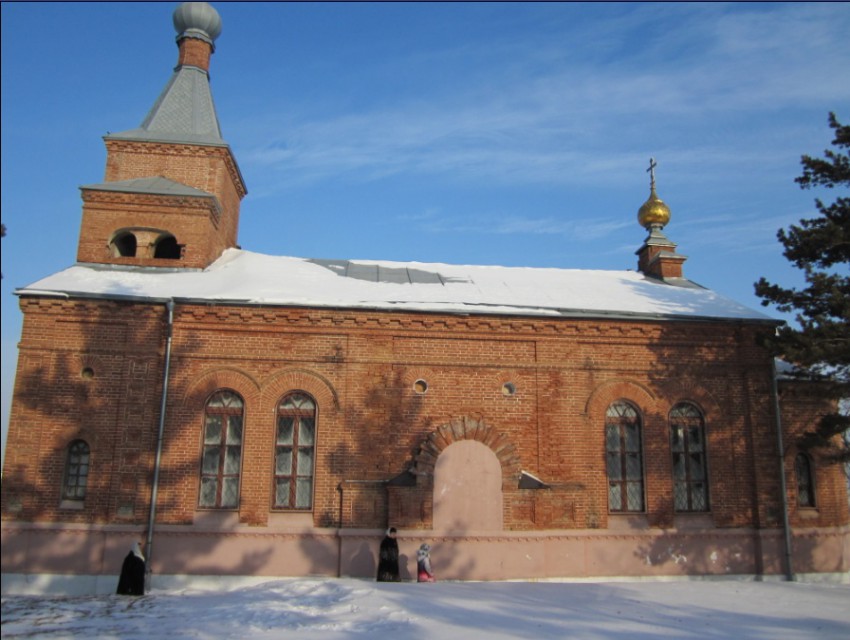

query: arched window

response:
[63,439,90,501]
[199,390,244,509]
[274,393,316,510]
[670,402,709,512]
[111,231,137,257]
[605,401,644,512]
[153,233,182,259]
[795,453,816,508]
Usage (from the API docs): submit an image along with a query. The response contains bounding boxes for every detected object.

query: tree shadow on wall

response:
[632,309,810,577]
[1,298,273,583]
[297,365,440,577]
[330,365,437,525]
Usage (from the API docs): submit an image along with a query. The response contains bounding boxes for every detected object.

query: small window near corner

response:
[795,453,816,508]
[63,439,90,502]
[81,367,95,380]
[413,379,428,394]
[502,382,516,396]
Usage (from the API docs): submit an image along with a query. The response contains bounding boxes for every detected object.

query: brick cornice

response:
[81,189,222,218]
[103,139,246,199]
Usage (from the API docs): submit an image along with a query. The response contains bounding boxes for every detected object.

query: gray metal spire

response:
[107,3,225,146]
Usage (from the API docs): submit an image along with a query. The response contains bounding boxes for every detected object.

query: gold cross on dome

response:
[647,157,657,190]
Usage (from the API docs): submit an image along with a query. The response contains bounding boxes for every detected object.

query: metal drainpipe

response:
[145,299,175,591]
[771,358,794,581]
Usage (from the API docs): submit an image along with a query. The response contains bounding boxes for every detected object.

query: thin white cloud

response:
[400,211,632,243]
[233,3,849,196]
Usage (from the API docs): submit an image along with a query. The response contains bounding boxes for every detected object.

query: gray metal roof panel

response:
[107,65,223,145]
[80,176,215,198]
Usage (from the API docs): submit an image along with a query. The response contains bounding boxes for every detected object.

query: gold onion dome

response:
[637,187,671,229]
[637,158,671,229]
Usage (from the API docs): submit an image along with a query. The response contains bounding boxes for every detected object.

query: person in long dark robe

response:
[376,527,400,582]
[116,541,146,595]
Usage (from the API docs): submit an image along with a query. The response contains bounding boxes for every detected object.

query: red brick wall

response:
[4,298,847,536]
[77,190,225,269]
[80,139,246,269]
[779,381,850,528]
[1,299,165,524]
[177,38,212,72]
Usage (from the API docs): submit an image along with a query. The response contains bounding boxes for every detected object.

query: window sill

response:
[59,500,85,510]
[268,512,314,528]
[607,513,648,530]
[673,512,714,529]
[193,509,239,528]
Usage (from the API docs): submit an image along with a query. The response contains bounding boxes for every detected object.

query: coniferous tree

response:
[755,112,849,464]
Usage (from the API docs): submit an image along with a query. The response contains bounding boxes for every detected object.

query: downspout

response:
[770,358,794,581]
[145,299,175,591]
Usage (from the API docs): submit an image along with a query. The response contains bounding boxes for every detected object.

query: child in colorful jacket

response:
[417,543,435,582]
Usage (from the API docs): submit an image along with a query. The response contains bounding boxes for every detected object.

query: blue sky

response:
[2,2,849,460]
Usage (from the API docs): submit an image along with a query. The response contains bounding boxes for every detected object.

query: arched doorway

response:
[433,439,503,532]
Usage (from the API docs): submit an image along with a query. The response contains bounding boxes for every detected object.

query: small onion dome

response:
[637,187,671,230]
[173,2,222,44]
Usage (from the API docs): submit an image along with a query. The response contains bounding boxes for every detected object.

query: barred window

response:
[795,453,816,508]
[670,403,709,512]
[273,393,316,510]
[199,390,244,509]
[605,401,644,512]
[63,440,90,501]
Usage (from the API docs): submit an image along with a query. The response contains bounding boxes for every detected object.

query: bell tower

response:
[76,2,246,269]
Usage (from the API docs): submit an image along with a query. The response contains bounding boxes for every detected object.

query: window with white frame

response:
[273,393,316,510]
[605,401,644,512]
[670,402,709,512]
[199,390,244,509]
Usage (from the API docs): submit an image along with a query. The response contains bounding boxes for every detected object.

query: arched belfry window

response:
[110,231,137,257]
[153,233,182,259]
[670,402,709,512]
[605,401,644,512]
[795,453,816,508]
[199,390,244,509]
[273,393,316,510]
[63,439,91,501]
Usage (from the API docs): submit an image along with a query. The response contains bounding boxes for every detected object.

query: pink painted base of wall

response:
[2,523,848,594]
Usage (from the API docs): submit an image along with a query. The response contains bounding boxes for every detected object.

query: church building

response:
[2,3,848,594]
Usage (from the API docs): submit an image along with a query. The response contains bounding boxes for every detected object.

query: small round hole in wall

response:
[81,367,95,380]
[413,379,428,394]
[501,382,516,396]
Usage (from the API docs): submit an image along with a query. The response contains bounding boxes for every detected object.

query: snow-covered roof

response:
[16,249,777,323]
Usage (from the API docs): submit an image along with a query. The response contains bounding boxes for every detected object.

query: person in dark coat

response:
[376,527,400,582]
[417,543,435,583]
[116,541,146,595]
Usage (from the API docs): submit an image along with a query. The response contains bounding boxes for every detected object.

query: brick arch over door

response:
[412,416,522,489]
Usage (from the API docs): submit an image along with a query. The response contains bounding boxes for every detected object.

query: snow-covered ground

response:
[2,578,848,639]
